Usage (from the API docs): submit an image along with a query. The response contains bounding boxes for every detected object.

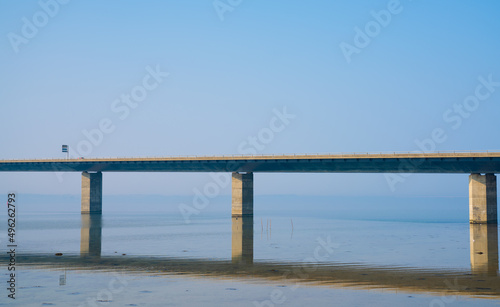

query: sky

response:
[1,0,500,198]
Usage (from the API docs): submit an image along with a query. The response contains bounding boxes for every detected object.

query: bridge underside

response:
[3,154,500,173]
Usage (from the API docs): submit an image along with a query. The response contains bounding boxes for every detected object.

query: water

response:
[1,195,500,306]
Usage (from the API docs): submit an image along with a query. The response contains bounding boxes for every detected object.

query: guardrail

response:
[1,150,500,162]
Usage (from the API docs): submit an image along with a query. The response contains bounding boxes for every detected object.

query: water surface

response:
[1,196,499,306]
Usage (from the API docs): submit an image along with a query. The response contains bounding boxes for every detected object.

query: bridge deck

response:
[3,151,500,162]
[1,152,500,173]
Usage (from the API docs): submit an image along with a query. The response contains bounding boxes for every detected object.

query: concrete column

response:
[469,173,497,224]
[470,224,498,275]
[232,172,253,217]
[81,171,103,214]
[231,216,253,265]
[80,214,102,257]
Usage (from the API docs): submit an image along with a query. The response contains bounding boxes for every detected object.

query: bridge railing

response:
[1,150,500,162]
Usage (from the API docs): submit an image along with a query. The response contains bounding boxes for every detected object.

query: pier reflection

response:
[76,215,500,276]
[470,223,499,276]
[80,214,102,257]
[231,216,253,265]
[6,216,500,300]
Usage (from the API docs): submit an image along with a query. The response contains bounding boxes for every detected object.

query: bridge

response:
[1,151,499,223]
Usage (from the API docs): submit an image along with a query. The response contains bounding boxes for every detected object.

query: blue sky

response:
[1,0,500,197]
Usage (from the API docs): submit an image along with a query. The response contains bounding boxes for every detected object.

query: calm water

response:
[1,196,500,306]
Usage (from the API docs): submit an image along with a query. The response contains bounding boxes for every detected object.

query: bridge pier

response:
[231,172,253,217]
[469,173,497,224]
[81,171,102,214]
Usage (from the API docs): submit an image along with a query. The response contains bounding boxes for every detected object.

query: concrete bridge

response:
[1,151,499,223]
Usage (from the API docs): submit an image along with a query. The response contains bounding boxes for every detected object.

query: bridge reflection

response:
[80,215,499,276]
[12,216,499,298]
[79,215,256,263]
[231,216,253,265]
[470,224,499,275]
[80,214,102,257]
